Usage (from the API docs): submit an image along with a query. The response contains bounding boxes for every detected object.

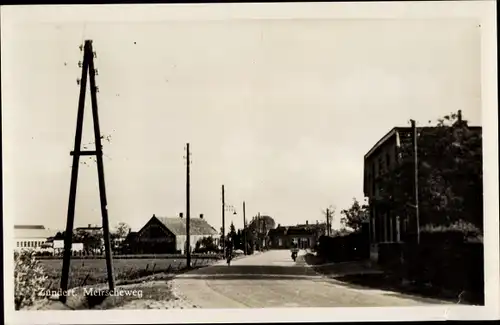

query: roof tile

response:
[155,217,218,236]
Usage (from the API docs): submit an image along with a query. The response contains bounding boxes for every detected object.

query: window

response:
[17,242,20,247]
[386,153,391,170]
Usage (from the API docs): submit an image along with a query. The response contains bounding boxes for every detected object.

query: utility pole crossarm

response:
[70,150,100,156]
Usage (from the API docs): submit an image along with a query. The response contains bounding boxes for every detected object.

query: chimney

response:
[179,213,183,218]
[306,220,308,225]
[316,220,319,225]
[88,224,91,228]
[458,110,462,123]
[200,214,204,219]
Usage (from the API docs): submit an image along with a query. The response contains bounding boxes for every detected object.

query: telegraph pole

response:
[60,40,115,303]
[243,201,247,255]
[411,119,420,244]
[326,208,330,236]
[185,143,191,268]
[222,185,225,254]
[258,212,261,250]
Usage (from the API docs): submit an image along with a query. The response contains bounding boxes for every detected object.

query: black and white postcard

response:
[2,1,498,324]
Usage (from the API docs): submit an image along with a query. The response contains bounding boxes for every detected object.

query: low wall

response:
[317,232,370,262]
[378,239,484,297]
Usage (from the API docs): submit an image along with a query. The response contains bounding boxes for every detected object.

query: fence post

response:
[81,272,91,287]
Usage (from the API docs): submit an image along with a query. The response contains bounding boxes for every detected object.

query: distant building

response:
[363,119,482,261]
[14,225,56,251]
[51,240,84,255]
[75,224,103,235]
[267,221,326,249]
[134,214,219,254]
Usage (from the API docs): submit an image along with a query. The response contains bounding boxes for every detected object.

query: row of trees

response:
[322,198,369,236]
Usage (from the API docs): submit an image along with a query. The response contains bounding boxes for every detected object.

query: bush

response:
[421,220,482,242]
[14,250,48,310]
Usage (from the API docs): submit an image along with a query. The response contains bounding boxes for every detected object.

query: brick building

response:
[267,221,326,249]
[133,214,219,254]
[364,121,482,261]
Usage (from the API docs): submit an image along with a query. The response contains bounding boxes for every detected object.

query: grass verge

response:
[303,253,483,305]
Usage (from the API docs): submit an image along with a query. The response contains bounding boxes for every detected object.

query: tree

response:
[227,222,237,249]
[248,215,276,250]
[229,222,237,238]
[195,239,202,252]
[378,111,483,232]
[114,222,130,237]
[248,215,276,233]
[340,198,368,232]
[331,227,353,237]
[110,222,130,251]
[76,230,103,255]
[109,222,130,249]
[195,236,218,253]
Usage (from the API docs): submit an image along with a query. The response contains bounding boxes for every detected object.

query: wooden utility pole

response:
[222,185,225,254]
[185,143,191,268]
[243,201,247,255]
[258,212,261,250]
[326,208,330,236]
[60,40,115,303]
[411,119,420,244]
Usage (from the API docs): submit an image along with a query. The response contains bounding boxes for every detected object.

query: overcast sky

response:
[3,9,482,233]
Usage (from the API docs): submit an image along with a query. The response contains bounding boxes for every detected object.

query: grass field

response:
[40,257,216,290]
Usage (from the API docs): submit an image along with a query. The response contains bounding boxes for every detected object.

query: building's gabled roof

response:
[268,227,287,237]
[15,225,45,230]
[155,216,218,236]
[14,225,57,240]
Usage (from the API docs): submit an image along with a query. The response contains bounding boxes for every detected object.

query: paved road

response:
[172,250,448,308]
